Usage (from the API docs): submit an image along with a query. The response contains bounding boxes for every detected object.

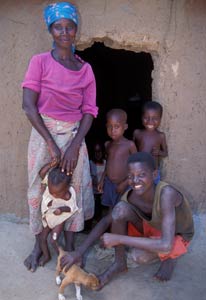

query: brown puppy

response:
[56,247,99,300]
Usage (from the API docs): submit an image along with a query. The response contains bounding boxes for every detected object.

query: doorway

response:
[76,42,154,150]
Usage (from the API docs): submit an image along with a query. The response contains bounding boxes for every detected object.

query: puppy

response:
[56,247,99,300]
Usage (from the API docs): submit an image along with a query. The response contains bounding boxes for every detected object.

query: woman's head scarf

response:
[44,2,79,31]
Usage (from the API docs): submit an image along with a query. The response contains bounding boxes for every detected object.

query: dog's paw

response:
[58,293,65,300]
[76,295,83,300]
[56,276,62,285]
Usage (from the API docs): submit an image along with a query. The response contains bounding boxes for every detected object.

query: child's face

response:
[48,181,69,199]
[127,162,156,195]
[94,144,103,162]
[106,115,127,141]
[142,109,162,131]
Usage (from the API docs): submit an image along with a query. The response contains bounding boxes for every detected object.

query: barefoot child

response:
[133,101,168,182]
[39,163,79,266]
[90,141,106,222]
[59,109,137,269]
[99,108,137,209]
[100,152,194,287]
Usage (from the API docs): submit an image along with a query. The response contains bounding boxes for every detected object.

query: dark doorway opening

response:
[76,42,154,151]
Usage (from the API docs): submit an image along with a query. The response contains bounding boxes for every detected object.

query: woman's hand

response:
[60,142,80,175]
[47,138,61,165]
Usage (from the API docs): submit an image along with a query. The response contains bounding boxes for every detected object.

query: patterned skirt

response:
[27,114,94,235]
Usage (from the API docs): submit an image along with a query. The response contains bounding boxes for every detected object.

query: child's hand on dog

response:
[60,251,82,271]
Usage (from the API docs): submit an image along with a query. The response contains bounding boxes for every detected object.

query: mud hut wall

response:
[0,0,205,218]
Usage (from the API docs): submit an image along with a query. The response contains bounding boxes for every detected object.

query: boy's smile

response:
[127,162,156,195]
[142,109,161,131]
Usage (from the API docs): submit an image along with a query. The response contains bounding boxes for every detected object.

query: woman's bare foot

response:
[24,239,42,272]
[39,254,51,267]
[97,261,128,290]
[154,258,177,281]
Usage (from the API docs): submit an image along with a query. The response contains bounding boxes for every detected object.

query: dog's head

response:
[85,273,100,290]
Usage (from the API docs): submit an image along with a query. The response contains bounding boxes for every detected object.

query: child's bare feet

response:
[97,261,128,290]
[24,241,42,272]
[39,254,51,267]
[154,258,177,281]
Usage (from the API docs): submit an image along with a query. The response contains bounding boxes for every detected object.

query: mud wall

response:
[0,0,205,218]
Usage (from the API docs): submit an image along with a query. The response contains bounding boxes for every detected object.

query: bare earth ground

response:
[0,214,206,300]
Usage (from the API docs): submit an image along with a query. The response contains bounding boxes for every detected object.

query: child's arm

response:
[39,160,58,179]
[116,142,136,194]
[133,129,140,151]
[151,133,168,158]
[90,160,98,190]
[129,140,138,154]
[97,141,109,192]
[53,206,71,215]
[158,132,168,158]
[98,169,106,193]
[116,178,128,194]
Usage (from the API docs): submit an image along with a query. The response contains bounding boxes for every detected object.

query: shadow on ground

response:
[0,214,205,300]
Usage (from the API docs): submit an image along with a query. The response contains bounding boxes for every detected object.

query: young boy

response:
[133,101,168,182]
[59,109,137,270]
[39,163,79,266]
[99,152,194,287]
[99,108,137,208]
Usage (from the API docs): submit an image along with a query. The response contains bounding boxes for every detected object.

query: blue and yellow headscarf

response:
[44,2,79,31]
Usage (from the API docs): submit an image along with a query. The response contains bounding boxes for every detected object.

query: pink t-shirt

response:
[22,52,98,122]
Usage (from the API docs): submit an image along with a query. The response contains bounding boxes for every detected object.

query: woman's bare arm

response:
[22,87,61,162]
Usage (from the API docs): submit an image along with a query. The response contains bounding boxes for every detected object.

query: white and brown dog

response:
[56,247,99,300]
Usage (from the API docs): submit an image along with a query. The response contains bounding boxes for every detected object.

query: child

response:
[98,109,137,209]
[90,141,106,222]
[133,101,168,182]
[99,152,194,287]
[39,162,79,266]
[59,109,137,272]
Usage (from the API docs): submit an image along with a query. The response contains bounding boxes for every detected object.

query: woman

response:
[22,2,98,272]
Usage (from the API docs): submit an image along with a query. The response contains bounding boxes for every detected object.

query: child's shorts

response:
[128,222,190,261]
[101,176,121,207]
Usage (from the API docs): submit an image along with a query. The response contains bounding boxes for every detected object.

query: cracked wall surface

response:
[0,0,205,217]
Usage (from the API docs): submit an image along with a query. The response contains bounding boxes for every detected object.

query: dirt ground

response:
[0,213,206,300]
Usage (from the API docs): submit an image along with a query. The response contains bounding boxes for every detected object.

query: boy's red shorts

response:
[128,222,190,261]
